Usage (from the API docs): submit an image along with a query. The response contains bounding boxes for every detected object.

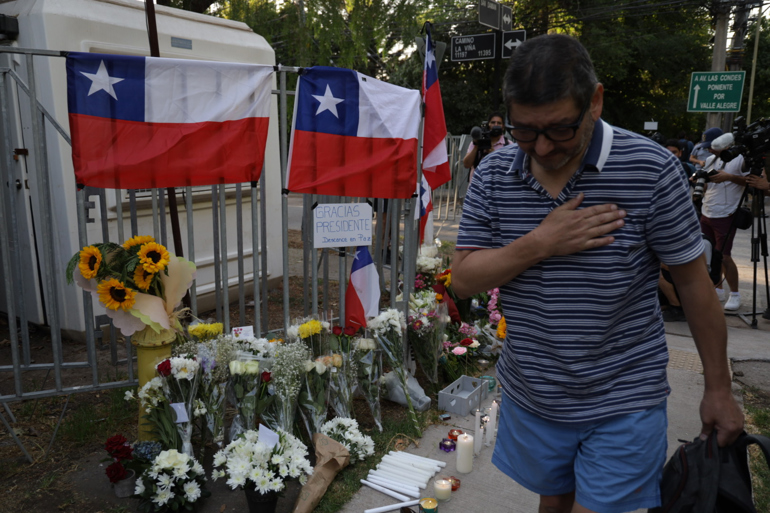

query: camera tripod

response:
[735,181,770,328]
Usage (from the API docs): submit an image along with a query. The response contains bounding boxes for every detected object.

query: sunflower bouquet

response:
[66,235,195,347]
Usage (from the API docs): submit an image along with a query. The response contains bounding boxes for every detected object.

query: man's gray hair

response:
[503,34,598,109]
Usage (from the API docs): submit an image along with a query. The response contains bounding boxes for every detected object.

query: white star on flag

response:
[425,48,436,70]
[80,60,124,100]
[312,84,344,118]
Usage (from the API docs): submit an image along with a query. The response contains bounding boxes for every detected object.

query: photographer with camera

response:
[463,112,514,181]
[698,132,749,312]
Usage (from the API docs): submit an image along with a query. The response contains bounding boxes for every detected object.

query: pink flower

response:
[489,311,502,323]
[443,341,452,349]
[452,347,467,356]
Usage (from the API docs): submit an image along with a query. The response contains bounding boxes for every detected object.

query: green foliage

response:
[61,387,135,445]
[742,17,770,122]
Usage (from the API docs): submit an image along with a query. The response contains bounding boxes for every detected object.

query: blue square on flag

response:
[294,66,359,137]
[66,52,145,122]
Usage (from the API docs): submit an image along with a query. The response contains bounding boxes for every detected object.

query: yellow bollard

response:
[135,338,173,441]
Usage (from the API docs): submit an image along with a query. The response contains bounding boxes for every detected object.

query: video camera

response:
[470,121,504,152]
[692,168,718,202]
[719,116,770,174]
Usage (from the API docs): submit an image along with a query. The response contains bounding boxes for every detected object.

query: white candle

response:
[368,470,422,489]
[383,454,440,472]
[370,468,428,488]
[366,475,420,498]
[474,409,481,440]
[475,425,484,455]
[360,479,411,502]
[377,461,433,480]
[456,433,473,473]
[487,401,498,444]
[389,451,447,467]
[434,478,452,501]
[364,499,420,513]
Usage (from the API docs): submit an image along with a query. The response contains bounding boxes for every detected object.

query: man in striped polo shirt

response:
[453,34,744,513]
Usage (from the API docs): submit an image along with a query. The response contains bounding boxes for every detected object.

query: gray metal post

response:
[279,70,291,331]
[76,188,99,387]
[236,184,245,325]
[185,186,197,317]
[219,183,230,333]
[251,180,261,334]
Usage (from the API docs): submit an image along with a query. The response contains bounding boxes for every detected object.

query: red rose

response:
[105,461,128,483]
[156,359,171,377]
[261,371,272,384]
[460,338,473,347]
[105,434,127,453]
[332,326,343,336]
[343,326,357,336]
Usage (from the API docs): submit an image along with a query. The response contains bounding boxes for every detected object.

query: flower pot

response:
[244,487,278,513]
[112,469,136,498]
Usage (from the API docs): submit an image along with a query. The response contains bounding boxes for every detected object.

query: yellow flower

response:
[138,242,170,273]
[332,353,343,367]
[188,323,223,341]
[496,316,507,340]
[435,293,444,301]
[78,246,102,279]
[97,278,137,311]
[122,235,155,250]
[268,338,283,344]
[133,266,155,291]
[298,319,322,339]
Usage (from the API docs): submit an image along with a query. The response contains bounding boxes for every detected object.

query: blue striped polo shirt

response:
[457,119,704,423]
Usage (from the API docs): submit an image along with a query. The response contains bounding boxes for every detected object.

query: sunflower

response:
[97,278,137,311]
[78,246,102,279]
[133,266,155,291]
[122,235,155,250]
[138,242,171,273]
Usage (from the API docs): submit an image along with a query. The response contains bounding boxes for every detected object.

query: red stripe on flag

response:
[69,114,268,189]
[288,130,417,199]
[345,280,367,329]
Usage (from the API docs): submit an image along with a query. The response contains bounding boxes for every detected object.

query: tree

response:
[742,17,770,122]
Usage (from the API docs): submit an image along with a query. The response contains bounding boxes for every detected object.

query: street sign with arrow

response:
[501,5,512,32]
[687,71,745,112]
[501,30,526,59]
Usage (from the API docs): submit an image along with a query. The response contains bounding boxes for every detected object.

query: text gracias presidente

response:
[315,204,372,244]
[694,73,743,110]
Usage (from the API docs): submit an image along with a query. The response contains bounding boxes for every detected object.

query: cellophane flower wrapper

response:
[262,341,309,433]
[227,353,262,442]
[320,417,375,463]
[158,357,200,457]
[136,376,181,451]
[408,289,441,384]
[355,339,383,432]
[370,309,420,437]
[298,359,330,435]
[327,352,357,420]
[288,316,331,359]
[134,449,210,513]
[194,339,237,451]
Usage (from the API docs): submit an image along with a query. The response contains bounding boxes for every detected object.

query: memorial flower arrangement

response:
[330,325,357,353]
[66,236,196,347]
[212,428,313,493]
[263,341,310,432]
[134,449,210,512]
[441,337,481,382]
[103,434,134,483]
[288,317,330,358]
[320,417,375,463]
[227,354,264,440]
[156,357,200,457]
[355,337,383,431]
[369,308,420,437]
[327,349,357,419]
[298,357,330,435]
[133,377,181,451]
[187,321,223,342]
[407,289,443,384]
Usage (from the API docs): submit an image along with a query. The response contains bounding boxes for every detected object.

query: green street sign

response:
[687,71,746,113]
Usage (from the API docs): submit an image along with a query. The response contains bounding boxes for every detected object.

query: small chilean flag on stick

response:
[421,23,451,190]
[345,246,380,329]
[66,52,273,189]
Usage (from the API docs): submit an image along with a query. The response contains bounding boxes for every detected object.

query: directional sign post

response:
[687,71,746,112]
[501,30,526,59]
[451,33,496,62]
[478,0,500,30]
[500,5,512,32]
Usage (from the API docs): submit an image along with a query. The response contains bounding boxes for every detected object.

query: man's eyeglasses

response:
[509,100,590,143]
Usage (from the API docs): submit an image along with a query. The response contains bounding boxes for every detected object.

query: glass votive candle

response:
[447,428,463,440]
[481,375,496,391]
[439,438,456,452]
[433,476,452,502]
[449,476,461,491]
[419,497,439,513]
[477,358,490,370]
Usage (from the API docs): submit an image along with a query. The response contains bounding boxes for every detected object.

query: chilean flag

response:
[345,246,381,329]
[66,52,273,189]
[286,67,421,199]
[422,24,451,190]
[416,175,433,245]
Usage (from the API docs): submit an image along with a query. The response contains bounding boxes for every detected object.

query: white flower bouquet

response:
[156,356,200,456]
[320,417,375,463]
[192,336,239,451]
[134,449,209,512]
[212,428,313,494]
[355,338,383,431]
[369,309,421,437]
[298,357,330,435]
[227,352,265,441]
[262,341,310,432]
[327,351,357,420]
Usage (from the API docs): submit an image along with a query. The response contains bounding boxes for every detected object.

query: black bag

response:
[733,207,754,230]
[650,431,770,513]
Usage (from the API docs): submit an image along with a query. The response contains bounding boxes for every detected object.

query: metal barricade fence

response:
[0,47,469,461]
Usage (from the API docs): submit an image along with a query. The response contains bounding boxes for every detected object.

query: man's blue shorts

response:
[491,395,667,513]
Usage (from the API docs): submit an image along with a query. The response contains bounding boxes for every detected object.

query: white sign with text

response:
[313,203,372,248]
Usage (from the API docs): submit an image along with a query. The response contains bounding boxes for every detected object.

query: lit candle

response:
[449,476,461,491]
[419,497,438,513]
[439,438,456,452]
[433,478,452,501]
[456,433,473,473]
[487,400,498,444]
[475,425,484,455]
[447,428,463,440]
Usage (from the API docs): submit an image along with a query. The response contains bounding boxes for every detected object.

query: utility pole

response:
[724,1,751,132]
[707,0,732,129]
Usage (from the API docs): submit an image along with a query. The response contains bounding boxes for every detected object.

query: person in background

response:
[665,138,695,183]
[678,130,694,164]
[690,127,722,171]
[453,34,743,513]
[463,112,514,181]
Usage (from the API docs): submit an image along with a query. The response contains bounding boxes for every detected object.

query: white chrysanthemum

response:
[157,474,173,489]
[213,451,227,467]
[212,469,226,480]
[153,488,173,506]
[183,481,201,502]
[227,474,246,489]
[286,325,299,339]
[256,475,272,493]
[192,461,204,476]
[124,390,135,401]
[134,478,145,495]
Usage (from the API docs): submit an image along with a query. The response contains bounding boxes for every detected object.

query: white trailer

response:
[0,0,283,337]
